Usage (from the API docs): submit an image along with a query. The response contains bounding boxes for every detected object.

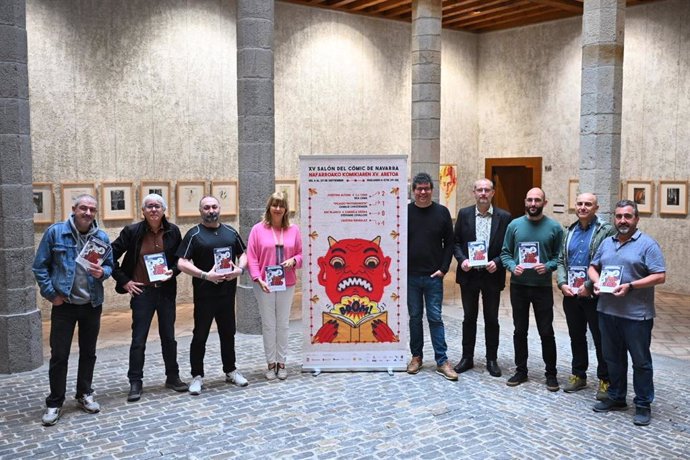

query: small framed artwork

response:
[33,182,55,224]
[658,180,688,216]
[101,181,135,221]
[625,180,654,215]
[568,179,579,211]
[140,181,172,214]
[439,164,458,214]
[211,180,239,216]
[61,182,97,221]
[177,181,206,217]
[275,179,298,214]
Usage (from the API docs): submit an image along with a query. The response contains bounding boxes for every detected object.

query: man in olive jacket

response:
[556,192,615,399]
[111,193,187,402]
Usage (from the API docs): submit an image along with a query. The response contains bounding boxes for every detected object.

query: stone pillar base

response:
[0,310,43,373]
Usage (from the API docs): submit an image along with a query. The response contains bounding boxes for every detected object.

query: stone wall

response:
[26,0,688,301]
[476,0,689,293]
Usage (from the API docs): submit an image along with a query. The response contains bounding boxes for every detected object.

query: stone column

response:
[410,0,442,199]
[0,0,43,373]
[235,0,274,334]
[579,0,625,222]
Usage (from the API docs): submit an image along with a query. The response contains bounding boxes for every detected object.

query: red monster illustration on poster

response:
[312,236,399,343]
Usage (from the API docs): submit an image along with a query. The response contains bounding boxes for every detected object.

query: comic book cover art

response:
[311,236,399,344]
[568,266,588,294]
[599,265,623,293]
[518,242,539,268]
[76,236,111,269]
[265,265,286,292]
[468,240,488,267]
[213,247,234,274]
[144,253,169,282]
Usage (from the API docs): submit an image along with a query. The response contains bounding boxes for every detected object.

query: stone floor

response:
[2,287,689,459]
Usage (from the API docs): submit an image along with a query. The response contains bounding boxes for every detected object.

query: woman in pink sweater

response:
[247,192,303,380]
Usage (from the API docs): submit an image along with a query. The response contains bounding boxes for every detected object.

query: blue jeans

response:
[407,275,448,365]
[46,303,102,408]
[599,312,654,408]
[128,286,180,383]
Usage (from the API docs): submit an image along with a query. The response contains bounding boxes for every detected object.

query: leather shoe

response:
[165,376,189,392]
[127,381,142,402]
[453,357,474,374]
[486,360,502,377]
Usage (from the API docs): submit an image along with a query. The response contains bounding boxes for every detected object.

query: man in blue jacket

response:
[32,194,114,426]
[111,193,187,402]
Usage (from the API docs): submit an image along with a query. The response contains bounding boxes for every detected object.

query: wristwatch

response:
[629,282,634,290]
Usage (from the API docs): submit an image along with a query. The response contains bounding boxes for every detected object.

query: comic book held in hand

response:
[468,241,488,267]
[76,236,111,269]
[518,242,540,268]
[213,247,234,275]
[144,253,169,282]
[568,266,588,294]
[599,265,623,293]
[264,265,286,292]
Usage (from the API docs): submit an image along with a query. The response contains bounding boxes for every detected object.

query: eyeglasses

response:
[144,204,162,210]
[415,186,432,192]
[474,188,492,193]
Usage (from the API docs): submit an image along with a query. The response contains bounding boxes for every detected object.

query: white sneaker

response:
[189,376,203,395]
[277,366,288,380]
[265,367,277,381]
[41,407,61,426]
[226,370,248,387]
[76,393,100,413]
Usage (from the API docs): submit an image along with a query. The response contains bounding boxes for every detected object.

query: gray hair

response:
[142,193,167,211]
[615,199,638,217]
[72,193,97,206]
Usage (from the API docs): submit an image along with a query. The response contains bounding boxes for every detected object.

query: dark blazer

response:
[111,216,182,296]
[453,205,512,289]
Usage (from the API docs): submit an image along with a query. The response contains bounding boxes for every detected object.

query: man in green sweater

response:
[500,188,563,391]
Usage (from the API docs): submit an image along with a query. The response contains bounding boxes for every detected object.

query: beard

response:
[616,224,631,235]
[525,205,544,217]
[203,212,219,224]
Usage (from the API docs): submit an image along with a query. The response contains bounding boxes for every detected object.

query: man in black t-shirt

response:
[176,196,249,395]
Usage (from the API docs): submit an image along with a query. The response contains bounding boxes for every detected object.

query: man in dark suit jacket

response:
[453,178,512,377]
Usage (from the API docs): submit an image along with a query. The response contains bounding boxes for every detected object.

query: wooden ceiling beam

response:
[527,0,582,14]
[444,1,534,27]
[443,0,511,21]
[349,0,392,12]
[367,0,409,14]
[329,0,360,8]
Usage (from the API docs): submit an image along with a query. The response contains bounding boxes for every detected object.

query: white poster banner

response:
[300,155,408,371]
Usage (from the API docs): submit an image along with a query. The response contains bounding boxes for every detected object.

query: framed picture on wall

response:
[439,164,458,214]
[140,181,172,215]
[658,180,687,216]
[61,182,97,221]
[33,182,54,224]
[275,179,298,214]
[177,181,206,217]
[101,181,135,221]
[568,179,579,211]
[625,180,654,215]
[211,180,239,216]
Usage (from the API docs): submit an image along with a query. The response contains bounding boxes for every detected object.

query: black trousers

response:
[510,284,557,377]
[47,303,102,408]
[190,289,237,377]
[128,286,180,383]
[459,277,501,361]
[563,295,608,381]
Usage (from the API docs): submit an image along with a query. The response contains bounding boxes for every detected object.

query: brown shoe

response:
[436,361,459,381]
[407,356,423,374]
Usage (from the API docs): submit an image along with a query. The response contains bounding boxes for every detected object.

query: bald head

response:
[575,192,599,224]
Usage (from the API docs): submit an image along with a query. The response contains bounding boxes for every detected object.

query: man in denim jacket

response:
[32,194,113,426]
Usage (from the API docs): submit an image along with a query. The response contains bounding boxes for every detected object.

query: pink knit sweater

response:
[246,223,303,286]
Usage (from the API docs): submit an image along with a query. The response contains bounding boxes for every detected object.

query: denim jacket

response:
[32,219,114,306]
